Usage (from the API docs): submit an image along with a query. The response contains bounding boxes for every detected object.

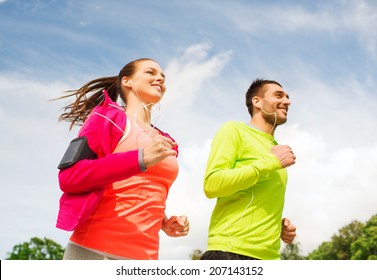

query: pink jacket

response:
[56,90,178,231]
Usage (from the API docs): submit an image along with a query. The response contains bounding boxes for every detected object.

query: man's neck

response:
[249,117,275,135]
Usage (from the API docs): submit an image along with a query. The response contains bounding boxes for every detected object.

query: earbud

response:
[254,100,278,135]
[124,80,132,87]
[126,80,148,111]
[253,98,262,109]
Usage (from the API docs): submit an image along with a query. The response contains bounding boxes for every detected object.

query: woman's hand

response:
[143,135,177,168]
[161,215,190,237]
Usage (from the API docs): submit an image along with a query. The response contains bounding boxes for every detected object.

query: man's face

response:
[260,83,291,126]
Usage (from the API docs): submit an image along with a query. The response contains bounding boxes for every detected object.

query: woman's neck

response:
[126,103,152,128]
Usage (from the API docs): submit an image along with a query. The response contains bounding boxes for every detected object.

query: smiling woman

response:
[54,58,190,260]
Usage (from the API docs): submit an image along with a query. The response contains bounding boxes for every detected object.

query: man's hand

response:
[281,217,296,244]
[271,145,296,168]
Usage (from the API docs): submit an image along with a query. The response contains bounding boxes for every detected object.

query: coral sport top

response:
[70,116,179,260]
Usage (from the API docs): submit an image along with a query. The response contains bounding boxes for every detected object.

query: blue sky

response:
[1,0,377,260]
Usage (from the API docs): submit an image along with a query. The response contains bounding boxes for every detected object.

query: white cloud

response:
[278,123,377,254]
[163,43,233,109]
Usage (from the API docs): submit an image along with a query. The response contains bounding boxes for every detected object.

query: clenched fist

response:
[271,144,296,168]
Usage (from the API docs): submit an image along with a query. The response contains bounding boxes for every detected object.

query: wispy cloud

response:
[209,0,377,59]
[343,1,377,59]
[164,43,233,108]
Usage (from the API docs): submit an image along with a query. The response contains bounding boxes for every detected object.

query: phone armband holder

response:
[58,136,97,169]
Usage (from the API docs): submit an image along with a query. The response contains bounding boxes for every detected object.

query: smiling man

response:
[201,79,297,260]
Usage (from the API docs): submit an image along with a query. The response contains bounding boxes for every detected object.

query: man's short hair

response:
[245,78,282,117]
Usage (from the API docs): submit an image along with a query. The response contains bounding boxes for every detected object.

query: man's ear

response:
[252,97,261,108]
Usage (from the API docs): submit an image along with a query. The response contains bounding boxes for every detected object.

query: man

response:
[201,79,296,260]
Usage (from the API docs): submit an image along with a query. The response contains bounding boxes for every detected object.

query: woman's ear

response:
[121,77,132,88]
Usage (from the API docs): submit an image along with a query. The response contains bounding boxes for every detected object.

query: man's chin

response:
[277,117,288,125]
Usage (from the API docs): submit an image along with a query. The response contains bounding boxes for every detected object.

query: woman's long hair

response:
[55,58,154,130]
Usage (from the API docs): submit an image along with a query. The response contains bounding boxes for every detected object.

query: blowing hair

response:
[55,58,154,130]
[245,78,282,117]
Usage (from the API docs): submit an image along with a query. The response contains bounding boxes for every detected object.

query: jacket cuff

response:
[138,149,147,172]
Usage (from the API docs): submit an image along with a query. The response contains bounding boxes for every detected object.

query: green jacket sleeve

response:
[203,122,282,198]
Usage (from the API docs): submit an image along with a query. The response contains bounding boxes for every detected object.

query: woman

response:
[56,58,189,260]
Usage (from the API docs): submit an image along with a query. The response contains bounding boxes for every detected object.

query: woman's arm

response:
[58,150,142,193]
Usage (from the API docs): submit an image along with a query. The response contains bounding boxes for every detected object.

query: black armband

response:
[58,136,97,169]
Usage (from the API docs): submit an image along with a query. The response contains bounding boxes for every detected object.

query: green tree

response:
[307,220,364,260]
[307,241,336,260]
[190,249,203,260]
[332,220,364,259]
[351,214,377,260]
[280,242,306,260]
[6,237,65,260]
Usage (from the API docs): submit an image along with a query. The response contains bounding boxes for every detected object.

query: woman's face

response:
[122,60,166,105]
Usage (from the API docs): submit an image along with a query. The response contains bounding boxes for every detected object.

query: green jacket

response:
[204,121,287,260]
